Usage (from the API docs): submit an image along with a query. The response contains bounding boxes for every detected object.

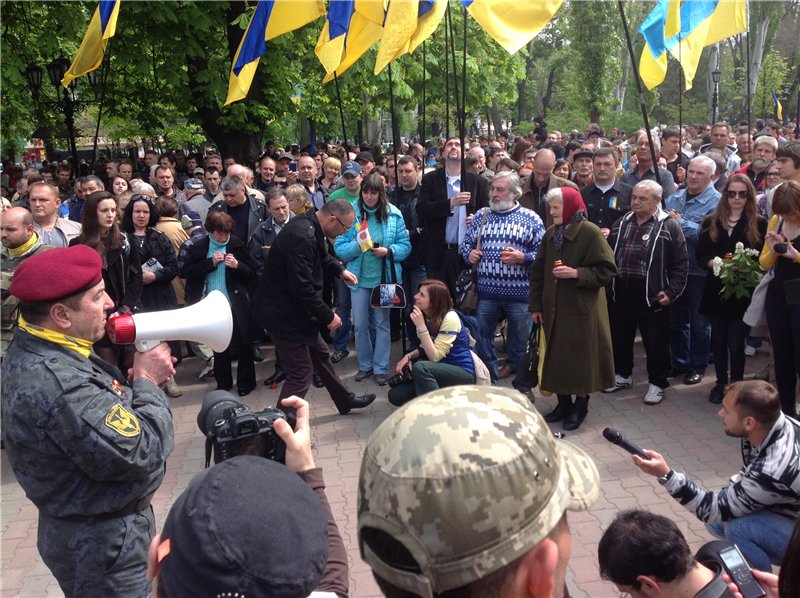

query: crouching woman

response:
[388,279,475,406]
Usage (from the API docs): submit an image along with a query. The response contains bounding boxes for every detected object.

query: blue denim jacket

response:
[666,184,720,276]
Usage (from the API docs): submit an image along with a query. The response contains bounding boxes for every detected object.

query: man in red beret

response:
[1,244,176,597]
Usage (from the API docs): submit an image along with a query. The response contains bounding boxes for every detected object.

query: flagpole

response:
[333,72,348,147]
[444,9,450,139]
[421,42,427,144]
[746,32,752,134]
[446,3,463,141]
[91,40,113,165]
[462,3,468,145]
[616,0,662,195]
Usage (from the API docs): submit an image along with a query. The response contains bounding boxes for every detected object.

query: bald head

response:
[1,207,35,249]
[534,148,556,170]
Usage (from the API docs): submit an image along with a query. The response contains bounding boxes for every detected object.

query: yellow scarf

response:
[17,316,94,358]
[7,231,39,257]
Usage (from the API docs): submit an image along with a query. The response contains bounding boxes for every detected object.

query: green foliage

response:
[754,53,791,121]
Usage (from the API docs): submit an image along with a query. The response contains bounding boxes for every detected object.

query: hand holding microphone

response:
[602,427,651,459]
[603,427,673,477]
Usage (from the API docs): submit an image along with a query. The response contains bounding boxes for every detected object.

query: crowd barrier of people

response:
[2,118,799,597]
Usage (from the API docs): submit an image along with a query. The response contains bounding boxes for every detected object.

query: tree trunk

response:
[517,78,527,124]
[540,67,556,117]
[490,102,503,136]
[614,54,629,114]
[743,18,772,118]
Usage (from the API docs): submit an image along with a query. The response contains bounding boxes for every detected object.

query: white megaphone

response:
[106,290,233,352]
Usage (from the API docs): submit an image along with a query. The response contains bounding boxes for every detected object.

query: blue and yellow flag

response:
[226,0,325,105]
[61,0,120,88]
[462,0,563,55]
[667,0,747,91]
[374,0,446,74]
[638,0,681,90]
[773,93,783,121]
[316,0,384,83]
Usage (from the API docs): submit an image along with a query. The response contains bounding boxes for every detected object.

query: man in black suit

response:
[416,136,490,296]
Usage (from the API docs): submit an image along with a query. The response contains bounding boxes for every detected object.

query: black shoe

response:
[238,386,256,397]
[337,393,376,415]
[669,367,690,377]
[563,397,589,431]
[330,349,349,363]
[684,372,703,385]
[313,374,324,388]
[263,370,286,385]
[544,397,573,423]
[709,383,726,404]
[252,347,265,362]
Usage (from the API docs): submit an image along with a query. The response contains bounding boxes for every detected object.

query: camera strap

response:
[204,437,214,468]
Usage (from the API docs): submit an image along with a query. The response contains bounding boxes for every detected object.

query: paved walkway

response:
[1,340,774,597]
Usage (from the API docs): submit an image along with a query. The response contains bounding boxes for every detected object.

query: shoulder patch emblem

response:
[105,404,141,437]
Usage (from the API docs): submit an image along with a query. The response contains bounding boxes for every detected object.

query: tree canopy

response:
[1,0,798,161]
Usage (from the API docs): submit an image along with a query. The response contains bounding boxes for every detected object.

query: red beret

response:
[9,245,103,302]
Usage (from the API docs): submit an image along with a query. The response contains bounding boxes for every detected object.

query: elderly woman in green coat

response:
[530,187,617,431]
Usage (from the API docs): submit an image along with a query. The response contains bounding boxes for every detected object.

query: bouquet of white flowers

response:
[711,242,762,300]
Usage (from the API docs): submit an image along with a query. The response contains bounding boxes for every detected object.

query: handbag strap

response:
[381,249,398,285]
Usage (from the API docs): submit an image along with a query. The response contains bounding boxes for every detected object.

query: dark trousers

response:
[38,508,154,598]
[610,278,671,389]
[766,291,800,417]
[710,314,749,385]
[272,332,353,411]
[387,360,475,407]
[214,325,256,393]
[427,246,465,301]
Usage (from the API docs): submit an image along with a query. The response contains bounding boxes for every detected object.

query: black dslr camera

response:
[197,390,295,467]
[386,365,414,388]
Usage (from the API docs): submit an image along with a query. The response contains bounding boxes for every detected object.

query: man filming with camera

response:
[631,380,800,572]
[148,395,348,598]
[1,245,175,597]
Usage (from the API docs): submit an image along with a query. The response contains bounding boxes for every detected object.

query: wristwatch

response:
[657,469,674,485]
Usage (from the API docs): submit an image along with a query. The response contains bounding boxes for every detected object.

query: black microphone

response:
[602,427,652,460]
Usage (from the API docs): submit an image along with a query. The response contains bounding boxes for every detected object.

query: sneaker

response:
[331,349,349,363]
[164,377,183,398]
[354,370,373,382]
[643,384,664,405]
[744,345,757,357]
[198,358,214,380]
[603,374,633,393]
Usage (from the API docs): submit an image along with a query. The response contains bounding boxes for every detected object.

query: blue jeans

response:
[670,275,711,372]
[477,298,531,380]
[706,511,794,571]
[332,278,352,352]
[351,286,391,375]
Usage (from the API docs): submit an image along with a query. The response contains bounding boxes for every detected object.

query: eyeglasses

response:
[767,172,781,177]
[334,215,350,232]
[726,190,750,199]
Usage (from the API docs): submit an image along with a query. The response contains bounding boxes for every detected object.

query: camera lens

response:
[197,390,244,435]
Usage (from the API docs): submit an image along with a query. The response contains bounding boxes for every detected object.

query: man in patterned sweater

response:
[462,171,544,380]
[632,380,800,572]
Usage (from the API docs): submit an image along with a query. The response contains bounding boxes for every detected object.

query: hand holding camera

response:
[274,396,315,474]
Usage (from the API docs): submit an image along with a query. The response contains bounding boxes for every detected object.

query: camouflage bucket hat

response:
[357,386,599,597]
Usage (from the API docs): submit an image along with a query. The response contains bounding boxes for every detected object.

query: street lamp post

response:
[711,68,721,124]
[24,58,99,176]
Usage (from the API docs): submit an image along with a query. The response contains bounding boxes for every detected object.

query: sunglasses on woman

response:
[726,190,749,199]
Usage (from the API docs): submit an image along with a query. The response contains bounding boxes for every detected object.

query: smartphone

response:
[774,242,788,254]
[289,162,297,172]
[718,545,765,598]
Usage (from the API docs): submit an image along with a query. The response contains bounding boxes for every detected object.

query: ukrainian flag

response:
[316,0,385,83]
[666,0,748,91]
[773,93,783,121]
[374,0,446,75]
[226,0,325,105]
[61,0,120,88]
[638,0,681,90]
[462,0,563,55]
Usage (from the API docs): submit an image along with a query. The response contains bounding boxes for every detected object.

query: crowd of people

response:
[2,116,800,597]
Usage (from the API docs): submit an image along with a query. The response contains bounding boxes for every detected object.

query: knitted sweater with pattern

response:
[461,203,544,303]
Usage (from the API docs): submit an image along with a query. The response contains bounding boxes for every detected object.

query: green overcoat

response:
[529,220,616,396]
